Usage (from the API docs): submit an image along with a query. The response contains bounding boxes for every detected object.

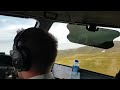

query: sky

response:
[48,22,85,50]
[0,15,120,54]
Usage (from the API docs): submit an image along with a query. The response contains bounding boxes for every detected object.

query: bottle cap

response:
[75,60,78,62]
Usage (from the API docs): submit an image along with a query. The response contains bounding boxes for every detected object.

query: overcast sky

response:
[0,15,120,54]
[49,22,85,50]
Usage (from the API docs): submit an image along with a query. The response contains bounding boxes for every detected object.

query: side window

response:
[0,15,36,54]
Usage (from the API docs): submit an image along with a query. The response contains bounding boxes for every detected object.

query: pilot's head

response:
[10,27,58,78]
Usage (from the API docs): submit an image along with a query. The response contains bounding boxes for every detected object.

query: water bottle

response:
[71,60,80,79]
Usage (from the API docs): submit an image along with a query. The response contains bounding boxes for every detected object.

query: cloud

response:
[49,22,70,43]
[0,24,36,43]
[49,22,85,50]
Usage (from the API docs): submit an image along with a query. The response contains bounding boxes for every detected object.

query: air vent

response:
[44,12,57,20]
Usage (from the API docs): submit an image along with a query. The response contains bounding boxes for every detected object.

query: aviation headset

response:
[10,29,32,72]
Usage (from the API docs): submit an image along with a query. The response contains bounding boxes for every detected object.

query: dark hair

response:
[15,28,58,72]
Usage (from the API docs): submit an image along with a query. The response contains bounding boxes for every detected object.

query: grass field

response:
[55,41,120,77]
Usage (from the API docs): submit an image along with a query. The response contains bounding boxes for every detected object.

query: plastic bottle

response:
[71,60,80,79]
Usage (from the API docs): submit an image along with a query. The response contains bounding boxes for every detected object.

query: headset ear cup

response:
[11,50,24,71]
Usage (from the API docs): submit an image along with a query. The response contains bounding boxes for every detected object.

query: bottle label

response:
[72,66,79,72]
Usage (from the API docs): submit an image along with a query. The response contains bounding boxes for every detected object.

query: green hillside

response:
[55,41,120,76]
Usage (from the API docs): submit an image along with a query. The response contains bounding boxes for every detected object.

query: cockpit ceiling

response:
[0,11,120,27]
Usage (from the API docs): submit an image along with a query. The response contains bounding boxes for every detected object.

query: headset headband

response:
[14,30,26,49]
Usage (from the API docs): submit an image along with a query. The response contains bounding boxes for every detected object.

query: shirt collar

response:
[29,72,54,79]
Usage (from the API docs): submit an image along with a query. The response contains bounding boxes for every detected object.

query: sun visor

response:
[67,24,120,49]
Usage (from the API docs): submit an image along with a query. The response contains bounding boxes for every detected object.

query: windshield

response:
[0,15,120,77]
[49,22,120,77]
[0,15,36,54]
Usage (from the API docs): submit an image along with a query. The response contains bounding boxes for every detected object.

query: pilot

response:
[10,27,58,79]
